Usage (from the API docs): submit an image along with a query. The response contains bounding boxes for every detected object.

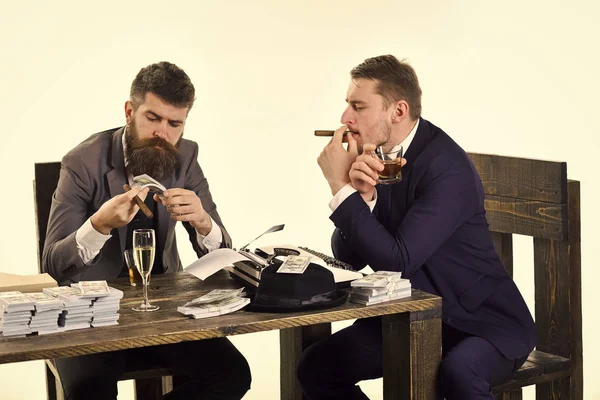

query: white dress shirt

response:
[75,129,222,264]
[329,119,420,212]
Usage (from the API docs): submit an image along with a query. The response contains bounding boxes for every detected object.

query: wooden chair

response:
[33,162,176,400]
[466,154,583,400]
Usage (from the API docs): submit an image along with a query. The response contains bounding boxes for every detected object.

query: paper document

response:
[185,248,251,280]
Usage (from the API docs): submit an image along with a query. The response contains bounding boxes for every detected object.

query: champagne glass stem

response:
[142,277,149,306]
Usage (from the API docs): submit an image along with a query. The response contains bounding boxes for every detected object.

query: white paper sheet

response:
[184,248,250,280]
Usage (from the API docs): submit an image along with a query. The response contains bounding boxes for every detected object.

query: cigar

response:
[123,184,153,218]
[314,130,349,142]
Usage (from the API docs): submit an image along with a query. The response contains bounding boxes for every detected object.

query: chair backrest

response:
[33,162,61,274]
[467,152,582,399]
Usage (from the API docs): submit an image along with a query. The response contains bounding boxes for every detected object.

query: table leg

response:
[280,323,332,400]
[382,311,442,400]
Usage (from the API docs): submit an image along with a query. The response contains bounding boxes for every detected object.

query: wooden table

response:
[0,271,442,399]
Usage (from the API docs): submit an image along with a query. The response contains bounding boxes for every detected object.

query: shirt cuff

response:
[329,184,378,212]
[196,216,223,252]
[329,183,357,212]
[75,218,112,264]
[365,189,378,212]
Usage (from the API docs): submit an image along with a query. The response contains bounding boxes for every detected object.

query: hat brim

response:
[246,290,348,313]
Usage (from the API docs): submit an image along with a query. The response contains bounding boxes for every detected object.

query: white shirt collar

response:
[122,126,130,168]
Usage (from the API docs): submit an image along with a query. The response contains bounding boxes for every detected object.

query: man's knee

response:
[439,350,492,399]
[297,344,318,384]
[229,352,252,396]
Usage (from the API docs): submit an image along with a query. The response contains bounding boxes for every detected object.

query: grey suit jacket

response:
[43,127,232,284]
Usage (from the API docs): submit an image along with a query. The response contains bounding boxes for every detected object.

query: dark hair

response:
[130,61,195,110]
[351,55,422,119]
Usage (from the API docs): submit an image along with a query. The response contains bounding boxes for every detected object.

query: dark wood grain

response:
[568,180,583,400]
[0,271,441,365]
[474,155,581,398]
[494,389,523,400]
[484,195,567,240]
[492,350,572,393]
[33,161,61,273]
[492,369,572,393]
[382,314,441,400]
[468,153,567,203]
[280,324,332,400]
[534,238,571,354]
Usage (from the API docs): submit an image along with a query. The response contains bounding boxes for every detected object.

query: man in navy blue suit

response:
[298,55,536,399]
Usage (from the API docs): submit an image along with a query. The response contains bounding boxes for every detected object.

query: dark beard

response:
[124,121,179,181]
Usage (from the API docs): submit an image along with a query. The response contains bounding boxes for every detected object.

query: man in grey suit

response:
[43,62,251,400]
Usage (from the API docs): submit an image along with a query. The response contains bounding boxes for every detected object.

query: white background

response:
[0,1,598,399]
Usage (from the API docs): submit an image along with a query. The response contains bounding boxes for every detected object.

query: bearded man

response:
[43,61,251,400]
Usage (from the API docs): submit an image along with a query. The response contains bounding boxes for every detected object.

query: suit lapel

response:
[107,127,128,256]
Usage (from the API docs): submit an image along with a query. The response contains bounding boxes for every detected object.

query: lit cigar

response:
[123,184,153,219]
[314,130,349,142]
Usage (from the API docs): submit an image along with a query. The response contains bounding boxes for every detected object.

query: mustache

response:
[129,136,177,152]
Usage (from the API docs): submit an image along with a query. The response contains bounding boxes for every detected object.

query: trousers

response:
[55,337,251,400]
[297,317,526,400]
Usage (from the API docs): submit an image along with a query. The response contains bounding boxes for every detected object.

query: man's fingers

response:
[350,169,378,187]
[330,125,348,146]
[346,131,358,156]
[352,160,380,181]
[122,186,146,201]
[357,154,384,171]
[401,158,407,167]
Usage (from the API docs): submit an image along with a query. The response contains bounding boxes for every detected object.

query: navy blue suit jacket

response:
[330,118,536,360]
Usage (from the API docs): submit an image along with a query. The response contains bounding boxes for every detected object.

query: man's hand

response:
[155,189,212,235]
[90,187,149,235]
[349,143,381,201]
[317,125,359,196]
[349,143,408,202]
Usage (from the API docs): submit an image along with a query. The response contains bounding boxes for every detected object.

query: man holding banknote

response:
[43,62,251,400]
[301,55,536,399]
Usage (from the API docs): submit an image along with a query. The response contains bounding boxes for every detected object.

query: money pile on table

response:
[43,286,94,331]
[26,292,64,335]
[178,288,249,319]
[349,271,411,305]
[85,284,123,328]
[0,281,122,337]
[0,292,36,337]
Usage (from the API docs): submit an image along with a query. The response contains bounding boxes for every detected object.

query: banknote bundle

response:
[71,280,111,298]
[90,286,123,327]
[26,292,64,335]
[349,271,411,305]
[0,291,35,337]
[43,286,94,331]
[178,288,250,319]
[0,281,123,337]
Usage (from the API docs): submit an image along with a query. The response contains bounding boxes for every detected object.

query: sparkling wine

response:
[134,246,155,278]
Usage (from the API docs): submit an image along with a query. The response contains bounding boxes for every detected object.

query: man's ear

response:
[124,100,133,124]
[392,100,409,123]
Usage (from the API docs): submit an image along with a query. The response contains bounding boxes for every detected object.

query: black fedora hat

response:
[247,262,348,312]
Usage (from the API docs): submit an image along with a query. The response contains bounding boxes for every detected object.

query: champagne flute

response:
[132,229,160,312]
